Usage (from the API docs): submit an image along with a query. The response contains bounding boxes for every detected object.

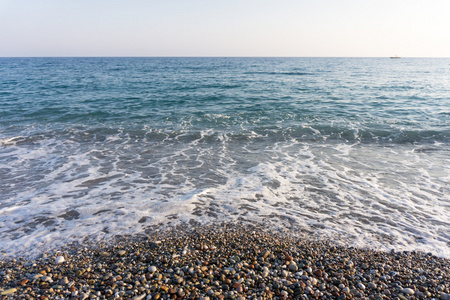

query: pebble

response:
[288,263,298,272]
[440,293,450,300]
[59,276,69,285]
[0,288,17,295]
[41,275,53,282]
[0,223,448,300]
[55,255,65,264]
[402,287,415,295]
[313,269,322,277]
[368,282,377,289]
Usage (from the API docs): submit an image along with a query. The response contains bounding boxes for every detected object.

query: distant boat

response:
[390,55,401,59]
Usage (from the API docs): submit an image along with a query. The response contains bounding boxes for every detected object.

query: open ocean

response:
[0,57,449,258]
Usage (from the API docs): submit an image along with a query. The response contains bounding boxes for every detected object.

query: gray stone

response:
[368,282,377,289]
[41,276,53,283]
[59,277,69,285]
[33,274,43,280]
[440,293,450,300]
[402,288,415,295]
[55,256,65,264]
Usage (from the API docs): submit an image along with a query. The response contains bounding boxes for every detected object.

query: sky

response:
[0,0,449,57]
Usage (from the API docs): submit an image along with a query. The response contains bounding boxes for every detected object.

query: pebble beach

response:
[1,224,449,300]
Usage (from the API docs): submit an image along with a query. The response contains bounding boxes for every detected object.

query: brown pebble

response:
[232,282,242,289]
[285,253,293,261]
[160,286,169,292]
[314,269,323,277]
[299,281,307,289]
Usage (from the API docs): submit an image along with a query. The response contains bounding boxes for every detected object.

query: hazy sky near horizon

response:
[1,0,449,57]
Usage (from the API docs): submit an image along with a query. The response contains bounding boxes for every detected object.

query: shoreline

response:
[1,224,449,299]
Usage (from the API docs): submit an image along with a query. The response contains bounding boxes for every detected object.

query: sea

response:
[1,57,449,258]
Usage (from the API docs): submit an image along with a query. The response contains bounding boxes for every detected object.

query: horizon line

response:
[1,55,449,59]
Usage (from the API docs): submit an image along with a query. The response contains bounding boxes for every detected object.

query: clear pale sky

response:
[1,0,449,57]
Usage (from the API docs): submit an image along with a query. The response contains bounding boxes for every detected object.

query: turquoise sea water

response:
[1,57,449,257]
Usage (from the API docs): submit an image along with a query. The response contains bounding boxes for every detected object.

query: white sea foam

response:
[1,133,449,258]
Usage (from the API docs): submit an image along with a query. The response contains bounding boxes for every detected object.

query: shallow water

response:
[0,57,449,257]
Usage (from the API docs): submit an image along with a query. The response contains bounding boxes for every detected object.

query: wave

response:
[172,84,242,91]
[2,124,448,148]
[1,124,449,258]
[244,71,314,76]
